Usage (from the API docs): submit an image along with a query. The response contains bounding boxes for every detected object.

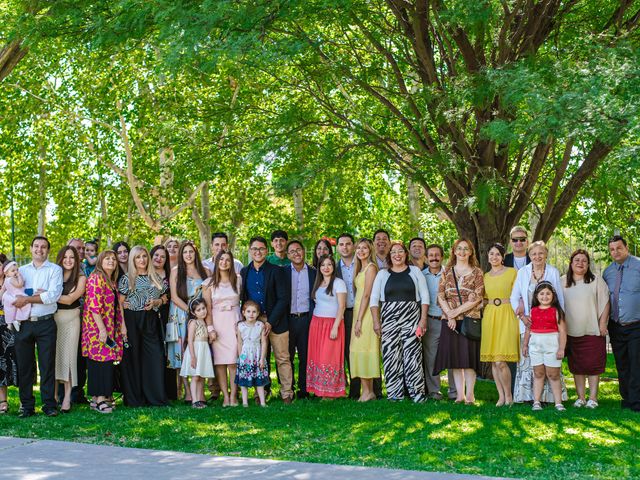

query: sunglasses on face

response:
[511,237,527,243]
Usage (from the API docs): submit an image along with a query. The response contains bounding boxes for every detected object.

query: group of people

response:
[0,226,638,417]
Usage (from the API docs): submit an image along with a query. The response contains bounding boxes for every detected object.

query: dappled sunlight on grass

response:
[2,357,639,479]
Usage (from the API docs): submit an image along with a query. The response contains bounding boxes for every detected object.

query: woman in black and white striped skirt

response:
[370,241,429,402]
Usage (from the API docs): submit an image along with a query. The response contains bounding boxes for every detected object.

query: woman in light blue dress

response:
[167,241,210,401]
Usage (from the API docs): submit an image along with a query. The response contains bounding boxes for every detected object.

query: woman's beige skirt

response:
[54,307,81,386]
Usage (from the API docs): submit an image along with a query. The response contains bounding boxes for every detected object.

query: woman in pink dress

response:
[204,251,241,407]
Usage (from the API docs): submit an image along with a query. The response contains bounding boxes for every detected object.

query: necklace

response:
[532,264,546,282]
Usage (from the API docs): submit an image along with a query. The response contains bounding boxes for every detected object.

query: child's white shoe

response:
[555,403,566,411]
[532,402,543,411]
[585,399,599,409]
[573,399,586,408]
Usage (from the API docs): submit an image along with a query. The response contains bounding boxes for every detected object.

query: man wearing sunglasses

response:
[504,226,531,270]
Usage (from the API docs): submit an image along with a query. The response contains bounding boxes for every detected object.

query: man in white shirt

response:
[202,232,243,273]
[12,236,63,417]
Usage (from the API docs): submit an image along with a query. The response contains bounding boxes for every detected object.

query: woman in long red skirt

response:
[306,255,347,398]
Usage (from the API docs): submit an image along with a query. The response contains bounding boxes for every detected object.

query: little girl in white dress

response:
[180,298,215,408]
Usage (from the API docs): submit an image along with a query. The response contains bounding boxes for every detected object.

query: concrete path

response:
[0,436,511,479]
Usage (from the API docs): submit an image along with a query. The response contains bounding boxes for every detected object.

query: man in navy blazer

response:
[285,240,317,399]
[240,236,294,403]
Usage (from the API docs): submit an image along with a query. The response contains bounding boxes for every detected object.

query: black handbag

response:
[451,268,482,341]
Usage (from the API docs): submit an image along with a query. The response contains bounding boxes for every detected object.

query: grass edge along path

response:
[1,360,638,480]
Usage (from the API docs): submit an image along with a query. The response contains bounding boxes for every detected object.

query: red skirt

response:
[566,335,606,375]
[306,315,346,398]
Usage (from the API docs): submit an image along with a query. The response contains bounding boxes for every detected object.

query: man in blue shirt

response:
[603,235,640,412]
[240,236,293,404]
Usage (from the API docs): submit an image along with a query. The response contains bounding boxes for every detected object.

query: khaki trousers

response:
[268,330,294,399]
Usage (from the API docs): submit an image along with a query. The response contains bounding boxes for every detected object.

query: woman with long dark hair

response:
[306,255,347,398]
[562,249,610,408]
[167,241,209,402]
[312,239,333,269]
[54,246,87,412]
[204,250,241,407]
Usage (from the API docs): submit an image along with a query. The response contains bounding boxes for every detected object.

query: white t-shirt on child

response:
[313,278,347,318]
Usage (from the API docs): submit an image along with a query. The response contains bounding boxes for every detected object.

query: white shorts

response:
[529,332,562,368]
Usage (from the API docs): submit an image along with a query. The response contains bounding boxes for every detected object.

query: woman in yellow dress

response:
[349,238,380,402]
[482,243,520,406]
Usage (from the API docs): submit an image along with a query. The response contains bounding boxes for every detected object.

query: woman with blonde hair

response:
[510,240,567,403]
[118,245,168,406]
[349,239,380,402]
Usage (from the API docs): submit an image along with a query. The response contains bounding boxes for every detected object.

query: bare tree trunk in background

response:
[293,187,304,238]
[192,183,211,257]
[407,178,421,236]
[37,140,46,236]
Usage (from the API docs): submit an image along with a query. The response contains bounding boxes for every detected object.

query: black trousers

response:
[609,320,640,411]
[87,358,115,397]
[120,309,168,407]
[71,340,88,402]
[289,312,311,397]
[14,316,57,411]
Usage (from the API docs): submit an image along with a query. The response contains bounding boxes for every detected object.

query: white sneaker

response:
[586,399,599,409]
[573,399,586,408]
[532,402,543,411]
[555,403,566,411]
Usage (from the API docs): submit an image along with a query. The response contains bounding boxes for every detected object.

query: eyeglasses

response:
[288,248,303,255]
[249,247,267,253]
[455,246,470,252]
[390,250,405,255]
[511,237,527,243]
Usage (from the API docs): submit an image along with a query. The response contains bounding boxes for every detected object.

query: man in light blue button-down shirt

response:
[13,236,63,417]
[603,235,640,411]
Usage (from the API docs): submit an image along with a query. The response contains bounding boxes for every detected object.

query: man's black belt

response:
[28,314,55,322]
[290,312,309,318]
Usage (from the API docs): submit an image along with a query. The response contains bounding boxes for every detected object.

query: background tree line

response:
[1,0,639,265]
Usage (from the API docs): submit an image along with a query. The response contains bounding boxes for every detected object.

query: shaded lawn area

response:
[1,356,638,480]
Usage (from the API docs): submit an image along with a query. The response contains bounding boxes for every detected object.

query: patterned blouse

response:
[438,266,485,320]
[118,274,167,311]
[82,273,123,362]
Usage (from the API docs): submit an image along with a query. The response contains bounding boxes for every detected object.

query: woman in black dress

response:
[118,245,168,406]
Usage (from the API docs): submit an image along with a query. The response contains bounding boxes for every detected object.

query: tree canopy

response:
[1,1,639,262]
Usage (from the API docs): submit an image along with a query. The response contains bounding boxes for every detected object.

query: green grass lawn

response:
[1,355,638,480]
